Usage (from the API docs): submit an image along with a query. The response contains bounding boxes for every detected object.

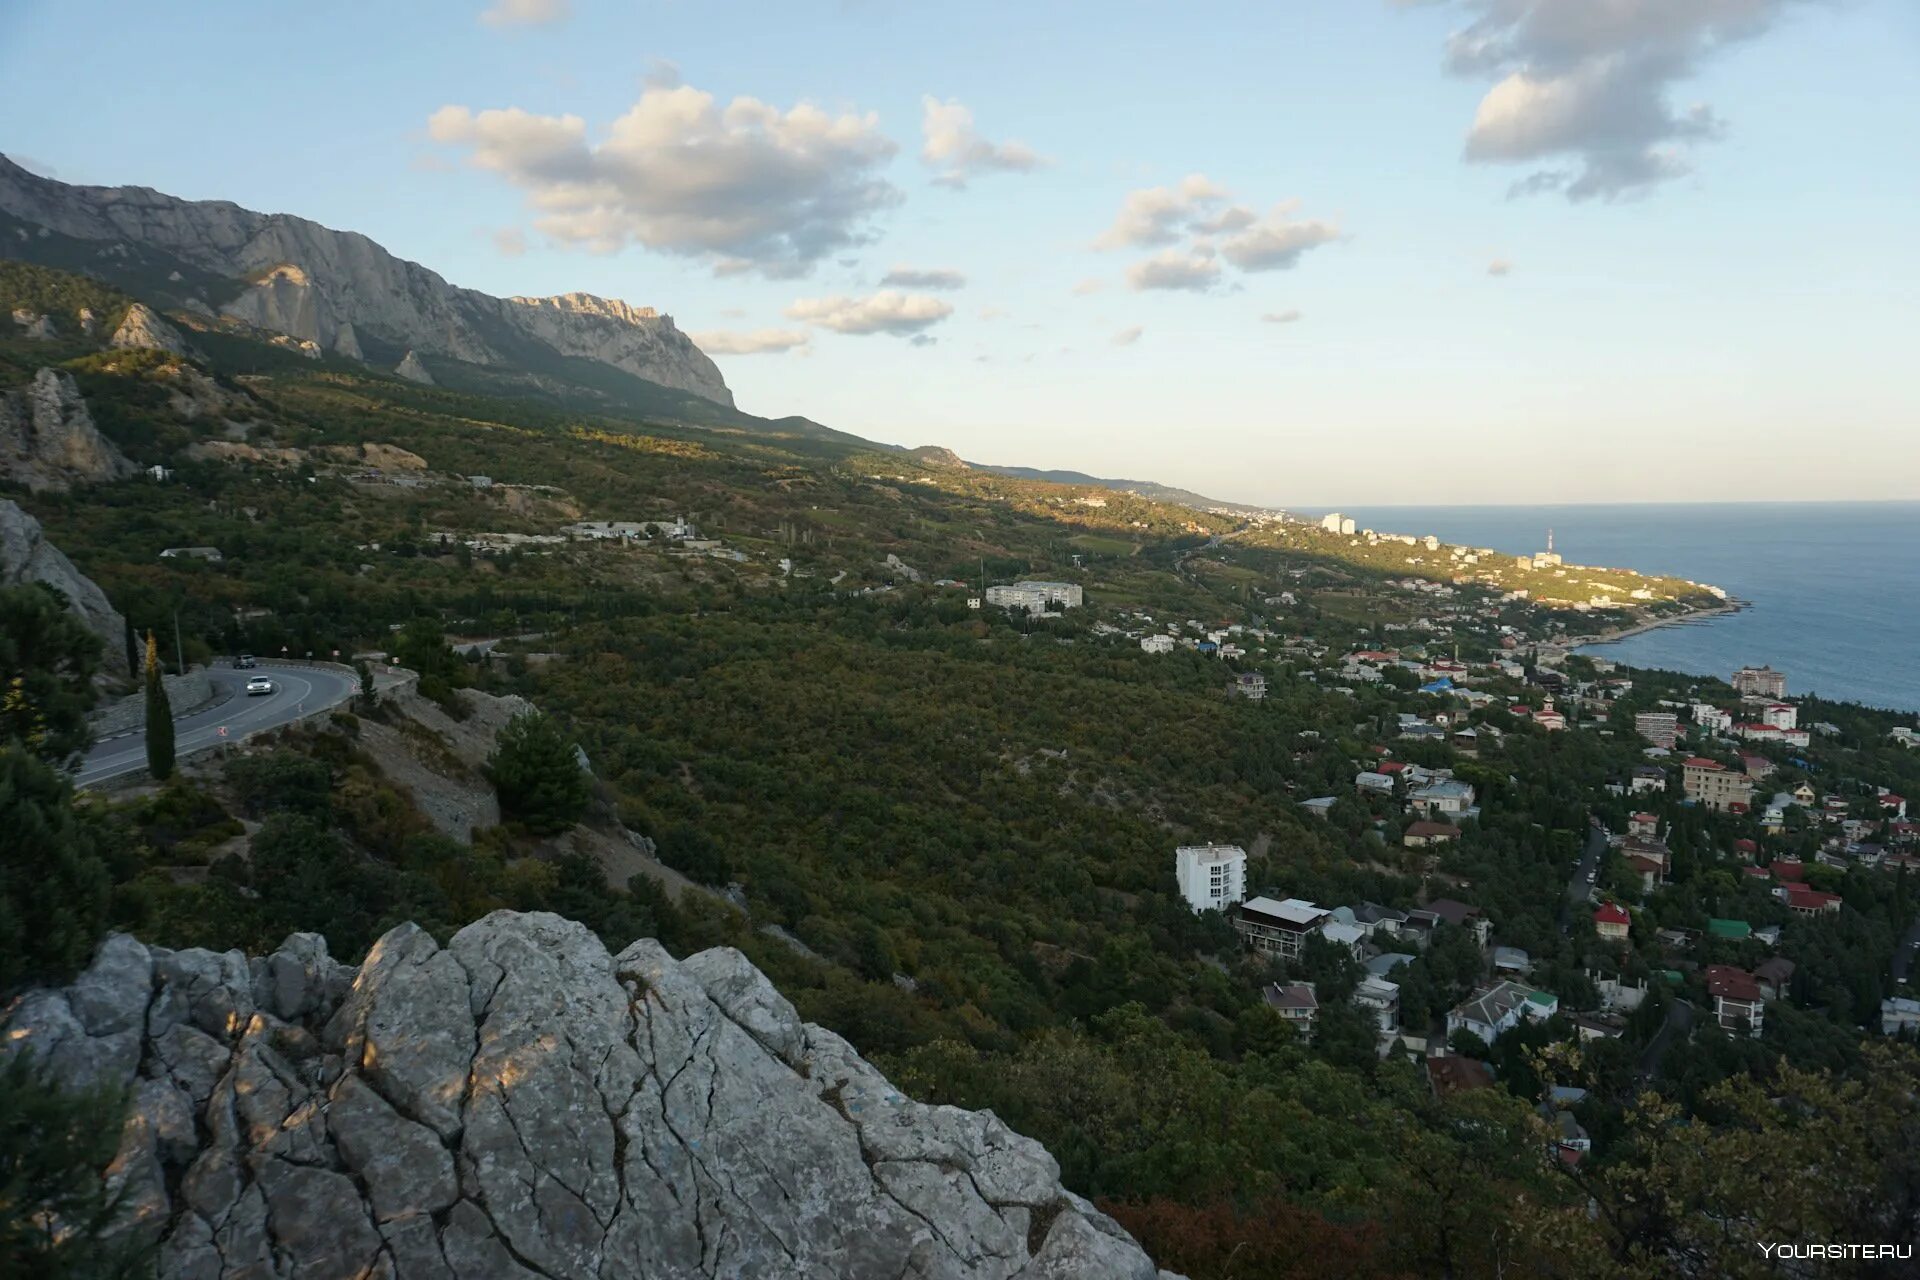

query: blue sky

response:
[4,0,1915,506]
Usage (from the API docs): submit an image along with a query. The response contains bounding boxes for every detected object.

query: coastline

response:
[1557,599,1745,653]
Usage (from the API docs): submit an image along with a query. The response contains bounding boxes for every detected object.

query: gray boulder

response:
[2,912,1181,1280]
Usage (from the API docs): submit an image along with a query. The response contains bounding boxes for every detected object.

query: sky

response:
[3,0,1916,508]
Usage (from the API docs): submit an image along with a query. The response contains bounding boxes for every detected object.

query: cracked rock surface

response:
[2,911,1182,1280]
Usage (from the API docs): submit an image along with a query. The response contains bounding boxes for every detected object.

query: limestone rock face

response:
[11,307,56,338]
[1,912,1178,1280]
[108,302,191,356]
[0,156,736,410]
[0,368,138,491]
[505,292,733,407]
[0,497,129,672]
[394,350,434,385]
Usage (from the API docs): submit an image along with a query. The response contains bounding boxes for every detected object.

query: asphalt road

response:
[1639,997,1695,1079]
[1560,824,1608,931]
[75,663,359,789]
[1894,915,1920,988]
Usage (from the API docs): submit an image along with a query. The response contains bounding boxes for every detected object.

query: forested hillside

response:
[4,264,1919,1279]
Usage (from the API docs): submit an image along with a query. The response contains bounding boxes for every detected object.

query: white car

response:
[245,676,275,696]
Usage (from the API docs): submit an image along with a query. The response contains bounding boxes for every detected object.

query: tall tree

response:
[0,585,101,764]
[487,710,589,835]
[142,631,173,781]
[0,746,111,991]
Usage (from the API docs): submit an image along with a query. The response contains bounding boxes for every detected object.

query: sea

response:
[1334,502,1920,714]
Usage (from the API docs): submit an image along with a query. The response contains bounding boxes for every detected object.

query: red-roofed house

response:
[1594,902,1631,941]
[1733,838,1759,861]
[1683,757,1754,811]
[1781,884,1841,916]
[1628,813,1659,839]
[1706,965,1764,1037]
[1771,858,1805,883]
[1881,794,1909,819]
[1530,706,1568,732]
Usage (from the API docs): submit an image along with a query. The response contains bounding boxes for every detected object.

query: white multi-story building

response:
[1692,703,1733,733]
[1140,634,1175,654]
[1760,702,1798,730]
[1732,666,1787,697]
[984,581,1084,613]
[1175,843,1247,914]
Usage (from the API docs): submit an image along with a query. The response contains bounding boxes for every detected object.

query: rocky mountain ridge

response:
[2,911,1177,1280]
[0,155,733,409]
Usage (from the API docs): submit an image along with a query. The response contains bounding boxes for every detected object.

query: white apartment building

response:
[1692,703,1733,733]
[1732,666,1787,697]
[1140,634,1175,654]
[1175,843,1247,914]
[984,581,1084,613]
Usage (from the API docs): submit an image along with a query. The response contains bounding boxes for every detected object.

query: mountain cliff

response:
[0,155,733,409]
[0,367,138,491]
[2,911,1177,1280]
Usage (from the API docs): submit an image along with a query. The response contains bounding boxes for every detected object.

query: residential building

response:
[1780,884,1842,916]
[1754,957,1796,1001]
[1492,946,1532,976]
[1627,813,1660,839]
[1883,996,1920,1038]
[1409,780,1475,817]
[1139,634,1174,655]
[1634,711,1679,749]
[1355,771,1397,795]
[1174,844,1247,914]
[1233,897,1330,958]
[1447,981,1559,1045]
[1403,820,1462,848]
[1263,982,1318,1037]
[1692,703,1733,733]
[1593,903,1631,941]
[1629,765,1668,795]
[1321,921,1366,958]
[1232,672,1267,701]
[983,581,1083,613]
[1732,666,1788,697]
[1353,976,1400,1034]
[1759,702,1798,730]
[1705,965,1765,1037]
[1682,757,1755,812]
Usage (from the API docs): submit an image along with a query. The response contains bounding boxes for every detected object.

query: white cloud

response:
[1095,174,1233,249]
[1111,325,1144,347]
[1099,176,1339,290]
[479,0,569,28]
[920,97,1046,188]
[1218,205,1342,271]
[785,291,954,336]
[426,82,899,277]
[977,306,1009,321]
[879,265,967,290]
[1487,257,1513,276]
[1423,0,1802,199]
[1071,277,1106,297]
[689,327,812,356]
[492,227,528,257]
[1262,309,1303,324]
[1125,248,1222,293]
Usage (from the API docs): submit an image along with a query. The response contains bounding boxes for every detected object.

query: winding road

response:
[75,663,359,789]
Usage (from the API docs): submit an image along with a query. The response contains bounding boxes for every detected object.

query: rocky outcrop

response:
[394,349,434,385]
[0,368,138,491]
[0,497,129,673]
[0,913,1177,1280]
[108,302,191,356]
[505,293,732,407]
[0,156,736,410]
[11,306,56,338]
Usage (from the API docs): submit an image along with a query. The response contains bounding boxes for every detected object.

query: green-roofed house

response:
[1707,918,1752,941]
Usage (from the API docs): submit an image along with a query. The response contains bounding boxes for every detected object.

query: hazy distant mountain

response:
[970,461,1275,516]
[0,154,732,408]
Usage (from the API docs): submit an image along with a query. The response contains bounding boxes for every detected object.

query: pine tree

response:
[142,631,173,781]
[486,711,589,835]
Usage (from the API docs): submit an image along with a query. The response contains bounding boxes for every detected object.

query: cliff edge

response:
[1,911,1178,1280]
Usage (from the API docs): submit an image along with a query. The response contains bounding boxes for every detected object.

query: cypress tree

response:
[143,631,174,781]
